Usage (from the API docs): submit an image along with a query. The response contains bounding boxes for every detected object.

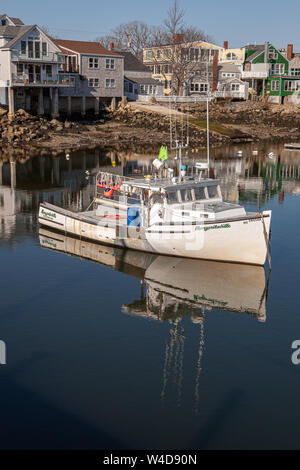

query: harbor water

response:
[1,142,300,449]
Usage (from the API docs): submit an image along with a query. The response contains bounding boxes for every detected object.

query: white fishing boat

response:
[38,98,272,266]
[39,168,271,265]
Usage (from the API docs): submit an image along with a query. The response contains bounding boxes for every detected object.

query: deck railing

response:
[11,51,65,63]
[11,73,76,86]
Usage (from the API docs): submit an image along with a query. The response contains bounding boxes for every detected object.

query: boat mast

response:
[206,60,210,173]
[206,95,210,170]
[169,96,189,183]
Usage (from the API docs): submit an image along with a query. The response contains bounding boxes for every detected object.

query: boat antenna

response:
[206,60,210,173]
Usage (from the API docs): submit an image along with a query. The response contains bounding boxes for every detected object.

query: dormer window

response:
[1,19,6,26]
[226,52,238,60]
[268,50,278,60]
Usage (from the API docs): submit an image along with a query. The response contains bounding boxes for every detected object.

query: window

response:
[45,64,52,75]
[180,189,193,202]
[271,80,279,91]
[146,50,153,60]
[226,52,238,60]
[284,80,300,92]
[88,78,99,87]
[17,63,23,73]
[28,41,33,58]
[189,48,199,62]
[21,41,26,55]
[105,78,115,88]
[190,83,208,93]
[222,72,237,78]
[231,83,240,91]
[89,57,99,69]
[207,185,218,198]
[42,42,47,56]
[268,50,278,60]
[270,63,285,75]
[156,50,161,59]
[163,48,171,59]
[106,58,115,70]
[34,41,40,58]
[167,191,179,204]
[194,187,206,201]
[291,68,300,77]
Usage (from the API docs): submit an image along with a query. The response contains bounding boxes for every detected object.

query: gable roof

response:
[244,45,265,62]
[54,39,122,56]
[121,51,149,72]
[0,25,61,51]
[0,14,24,26]
[0,25,33,49]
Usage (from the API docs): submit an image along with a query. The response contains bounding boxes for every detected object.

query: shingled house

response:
[54,39,124,115]
[0,15,73,115]
[118,49,163,101]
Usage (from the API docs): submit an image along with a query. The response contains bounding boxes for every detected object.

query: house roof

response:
[0,14,24,26]
[218,63,241,73]
[0,25,34,49]
[121,51,149,72]
[290,56,300,67]
[244,45,265,62]
[54,39,121,56]
[125,75,162,86]
[9,17,24,25]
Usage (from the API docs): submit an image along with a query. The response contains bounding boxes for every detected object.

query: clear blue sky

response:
[5,0,300,50]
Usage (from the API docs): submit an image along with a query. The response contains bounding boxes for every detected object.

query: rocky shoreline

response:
[1,101,300,158]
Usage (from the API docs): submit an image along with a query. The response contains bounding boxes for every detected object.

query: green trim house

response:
[242,43,300,103]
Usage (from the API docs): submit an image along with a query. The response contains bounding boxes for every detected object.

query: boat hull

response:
[38,203,271,266]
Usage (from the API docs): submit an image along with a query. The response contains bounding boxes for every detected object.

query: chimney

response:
[264,41,269,63]
[223,41,228,50]
[212,54,218,92]
[287,44,293,61]
[110,42,114,52]
[173,34,184,44]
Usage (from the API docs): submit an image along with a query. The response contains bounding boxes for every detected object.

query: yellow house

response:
[143,37,245,95]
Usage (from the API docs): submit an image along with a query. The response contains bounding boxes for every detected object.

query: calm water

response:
[1,142,300,450]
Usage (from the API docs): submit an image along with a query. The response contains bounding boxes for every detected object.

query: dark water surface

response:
[1,142,300,449]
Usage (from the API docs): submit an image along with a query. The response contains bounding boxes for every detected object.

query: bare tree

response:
[151,0,213,96]
[96,21,160,59]
[163,0,185,37]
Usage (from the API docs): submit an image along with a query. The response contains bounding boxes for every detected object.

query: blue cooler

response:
[127,207,140,227]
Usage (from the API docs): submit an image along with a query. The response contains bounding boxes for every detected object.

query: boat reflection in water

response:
[39,227,268,413]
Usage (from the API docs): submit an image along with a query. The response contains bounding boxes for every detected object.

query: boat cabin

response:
[95,173,246,226]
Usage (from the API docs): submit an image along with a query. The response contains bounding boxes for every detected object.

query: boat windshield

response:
[194,187,206,201]
[207,185,218,199]
[166,184,219,205]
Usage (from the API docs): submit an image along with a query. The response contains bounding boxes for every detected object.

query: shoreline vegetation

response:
[1,101,300,159]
